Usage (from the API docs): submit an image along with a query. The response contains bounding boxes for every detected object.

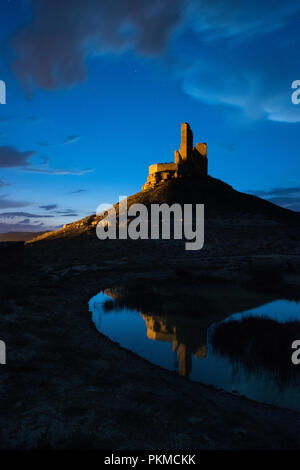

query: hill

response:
[28,176,300,243]
[0,230,48,242]
[22,176,300,294]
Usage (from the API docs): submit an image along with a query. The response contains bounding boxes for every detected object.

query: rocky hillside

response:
[27,176,300,244]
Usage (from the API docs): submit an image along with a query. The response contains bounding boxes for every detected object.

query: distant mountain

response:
[0,231,48,242]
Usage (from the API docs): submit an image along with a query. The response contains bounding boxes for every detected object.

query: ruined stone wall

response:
[142,123,208,191]
[149,163,177,174]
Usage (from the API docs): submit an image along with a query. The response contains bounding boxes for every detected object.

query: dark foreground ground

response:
[1,228,300,449]
[2,177,300,449]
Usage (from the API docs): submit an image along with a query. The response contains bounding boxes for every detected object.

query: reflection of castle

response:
[141,314,206,378]
[103,284,278,379]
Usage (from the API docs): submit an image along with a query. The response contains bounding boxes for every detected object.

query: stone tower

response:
[142,123,208,191]
[179,122,193,161]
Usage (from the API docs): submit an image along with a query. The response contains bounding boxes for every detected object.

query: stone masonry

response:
[142,123,208,191]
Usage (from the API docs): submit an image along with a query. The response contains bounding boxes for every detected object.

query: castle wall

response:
[142,123,208,191]
[174,150,182,164]
[195,142,207,158]
[149,163,177,174]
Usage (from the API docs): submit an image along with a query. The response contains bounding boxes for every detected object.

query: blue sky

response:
[0,0,300,232]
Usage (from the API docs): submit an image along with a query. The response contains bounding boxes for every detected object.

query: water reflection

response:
[89,282,300,411]
[211,316,300,386]
[141,313,206,377]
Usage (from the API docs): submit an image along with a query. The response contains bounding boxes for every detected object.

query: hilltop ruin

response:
[142,122,208,191]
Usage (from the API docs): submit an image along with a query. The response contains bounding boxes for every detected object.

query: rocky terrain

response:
[1,176,300,449]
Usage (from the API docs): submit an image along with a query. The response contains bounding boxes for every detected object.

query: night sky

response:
[0,0,300,233]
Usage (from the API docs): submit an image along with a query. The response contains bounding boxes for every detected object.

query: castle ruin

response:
[142,123,208,191]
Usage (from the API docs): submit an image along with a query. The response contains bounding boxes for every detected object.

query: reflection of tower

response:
[142,315,176,342]
[195,345,206,358]
[173,342,192,378]
[141,313,207,379]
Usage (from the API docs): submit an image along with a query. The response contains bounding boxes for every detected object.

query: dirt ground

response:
[1,237,300,449]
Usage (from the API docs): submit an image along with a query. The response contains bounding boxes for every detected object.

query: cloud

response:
[248,186,300,212]
[0,221,60,234]
[177,2,300,123]
[53,208,78,217]
[248,186,300,197]
[19,218,31,224]
[37,205,78,216]
[0,146,35,167]
[55,212,78,217]
[0,145,92,174]
[0,211,54,219]
[187,0,300,40]
[0,180,10,188]
[61,135,80,145]
[0,196,30,210]
[182,50,300,123]
[23,166,94,175]
[9,1,300,123]
[268,197,300,211]
[11,0,182,90]
[39,156,49,165]
[39,204,57,210]
[0,208,69,233]
[68,188,87,194]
